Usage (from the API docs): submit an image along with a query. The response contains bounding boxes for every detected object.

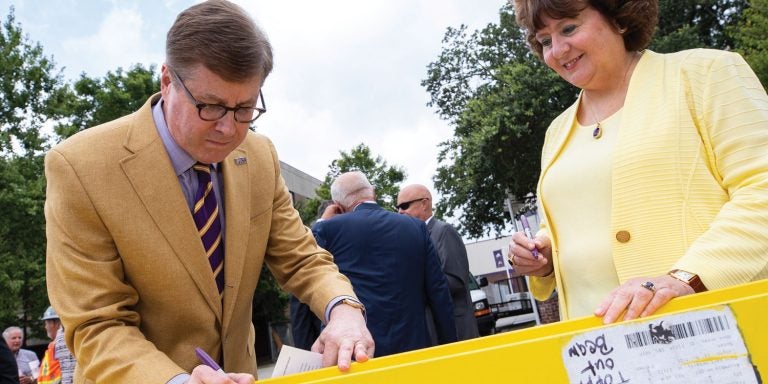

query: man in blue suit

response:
[312,171,457,357]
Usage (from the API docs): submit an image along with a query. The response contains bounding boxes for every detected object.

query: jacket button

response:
[615,230,631,243]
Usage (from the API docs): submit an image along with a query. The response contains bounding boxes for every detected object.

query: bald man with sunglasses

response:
[397,184,479,341]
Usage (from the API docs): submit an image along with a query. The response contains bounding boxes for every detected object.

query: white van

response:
[468,274,495,336]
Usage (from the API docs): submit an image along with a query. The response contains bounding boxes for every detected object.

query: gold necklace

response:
[583,52,639,140]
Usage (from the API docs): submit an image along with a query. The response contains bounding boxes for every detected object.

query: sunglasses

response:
[396,197,428,211]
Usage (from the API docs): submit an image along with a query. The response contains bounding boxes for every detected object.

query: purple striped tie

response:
[193,163,224,296]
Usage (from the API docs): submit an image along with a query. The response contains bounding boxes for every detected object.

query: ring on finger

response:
[640,281,656,293]
[508,254,517,267]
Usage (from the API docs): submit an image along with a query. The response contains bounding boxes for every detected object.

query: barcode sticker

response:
[561,306,757,384]
[623,314,730,348]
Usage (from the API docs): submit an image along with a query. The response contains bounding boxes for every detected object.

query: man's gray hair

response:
[331,171,374,208]
[2,326,21,339]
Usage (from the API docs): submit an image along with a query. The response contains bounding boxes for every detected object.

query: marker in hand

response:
[196,346,258,384]
[195,347,225,374]
[519,214,538,259]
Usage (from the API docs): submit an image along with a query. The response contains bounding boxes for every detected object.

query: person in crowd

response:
[0,336,19,384]
[52,323,74,384]
[36,306,76,384]
[508,0,768,324]
[2,327,37,384]
[312,171,457,357]
[397,184,479,341]
[44,1,372,383]
[289,200,333,350]
[37,307,61,384]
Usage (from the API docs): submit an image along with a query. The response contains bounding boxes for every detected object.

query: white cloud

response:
[59,7,162,77]
[242,0,502,198]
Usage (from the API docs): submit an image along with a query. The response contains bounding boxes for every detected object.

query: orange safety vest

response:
[38,341,61,384]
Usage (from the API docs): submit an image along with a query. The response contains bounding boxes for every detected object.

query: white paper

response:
[271,345,324,378]
[561,306,758,384]
[28,360,40,379]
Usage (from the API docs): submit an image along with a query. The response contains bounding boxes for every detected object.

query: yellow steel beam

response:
[262,279,767,383]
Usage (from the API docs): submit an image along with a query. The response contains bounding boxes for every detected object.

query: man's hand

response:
[311,304,374,371]
[320,203,345,220]
[188,365,255,384]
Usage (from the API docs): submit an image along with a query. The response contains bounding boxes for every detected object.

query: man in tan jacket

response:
[45,1,372,383]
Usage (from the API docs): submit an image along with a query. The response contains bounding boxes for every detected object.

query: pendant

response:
[592,123,602,139]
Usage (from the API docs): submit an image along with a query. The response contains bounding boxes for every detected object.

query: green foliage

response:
[423,5,576,238]
[252,267,290,324]
[55,64,160,139]
[0,7,69,157]
[651,0,747,52]
[0,7,69,337]
[298,143,406,224]
[0,155,48,338]
[423,0,757,239]
[729,0,768,87]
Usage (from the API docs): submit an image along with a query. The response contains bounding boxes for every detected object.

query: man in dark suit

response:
[397,184,480,341]
[313,172,457,357]
[0,337,19,384]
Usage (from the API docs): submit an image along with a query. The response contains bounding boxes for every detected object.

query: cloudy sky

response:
[9,0,505,200]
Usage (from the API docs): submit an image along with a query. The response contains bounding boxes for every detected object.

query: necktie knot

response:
[193,162,212,173]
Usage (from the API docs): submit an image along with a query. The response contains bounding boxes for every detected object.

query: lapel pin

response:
[234,157,247,165]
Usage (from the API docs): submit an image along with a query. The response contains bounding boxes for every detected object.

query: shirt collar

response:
[152,98,218,173]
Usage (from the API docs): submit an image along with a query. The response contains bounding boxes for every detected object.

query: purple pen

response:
[519,214,539,259]
[195,347,225,374]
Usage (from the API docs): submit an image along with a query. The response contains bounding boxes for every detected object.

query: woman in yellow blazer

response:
[508,0,768,323]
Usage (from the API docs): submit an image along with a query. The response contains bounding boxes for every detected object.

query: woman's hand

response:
[507,231,552,277]
[595,275,696,324]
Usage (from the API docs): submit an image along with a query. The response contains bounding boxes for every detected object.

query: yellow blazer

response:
[45,95,356,382]
[532,49,768,318]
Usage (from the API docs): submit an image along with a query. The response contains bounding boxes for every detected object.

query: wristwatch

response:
[668,269,707,293]
[333,298,366,317]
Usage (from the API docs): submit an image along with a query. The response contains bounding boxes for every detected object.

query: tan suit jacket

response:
[45,95,355,382]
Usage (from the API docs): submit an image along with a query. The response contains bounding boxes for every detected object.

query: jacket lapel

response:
[119,95,223,321]
[220,148,250,328]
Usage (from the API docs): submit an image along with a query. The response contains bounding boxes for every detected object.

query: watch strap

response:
[668,269,707,293]
[332,298,367,319]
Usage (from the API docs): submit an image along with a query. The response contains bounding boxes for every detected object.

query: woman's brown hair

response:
[513,0,658,58]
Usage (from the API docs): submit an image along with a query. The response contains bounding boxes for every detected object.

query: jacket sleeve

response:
[432,223,471,296]
[260,142,356,319]
[530,106,573,302]
[675,50,768,287]
[530,222,557,301]
[423,227,458,344]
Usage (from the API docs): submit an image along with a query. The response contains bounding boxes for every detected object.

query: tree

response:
[0,7,71,336]
[729,0,768,87]
[423,5,576,238]
[55,64,160,139]
[423,1,751,239]
[651,0,747,53]
[298,143,406,225]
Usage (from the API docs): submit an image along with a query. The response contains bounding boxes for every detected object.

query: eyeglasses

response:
[396,197,429,211]
[171,69,266,123]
